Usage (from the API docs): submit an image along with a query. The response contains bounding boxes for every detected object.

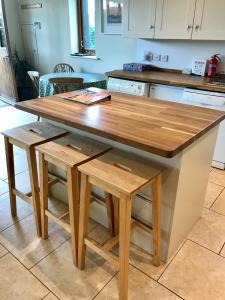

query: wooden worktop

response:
[106,70,225,93]
[16,92,225,158]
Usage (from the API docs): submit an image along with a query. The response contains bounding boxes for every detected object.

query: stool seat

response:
[37,133,112,266]
[78,149,164,195]
[3,122,67,148]
[36,133,111,168]
[2,122,68,237]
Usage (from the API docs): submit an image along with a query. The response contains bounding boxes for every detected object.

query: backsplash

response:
[136,39,225,73]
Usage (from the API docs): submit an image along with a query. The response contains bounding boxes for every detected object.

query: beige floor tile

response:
[95,265,180,300]
[88,222,112,245]
[43,293,58,300]
[188,208,225,253]
[0,214,70,269]
[159,240,225,300]
[0,106,36,132]
[31,241,117,300]
[89,222,185,281]
[0,243,8,258]
[204,182,224,208]
[0,178,8,195]
[0,253,48,300]
[0,192,33,232]
[209,168,225,187]
[211,189,225,216]
[13,170,31,194]
[0,152,28,180]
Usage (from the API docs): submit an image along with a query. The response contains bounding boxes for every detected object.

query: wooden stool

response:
[36,133,112,266]
[78,149,164,300]
[2,122,67,237]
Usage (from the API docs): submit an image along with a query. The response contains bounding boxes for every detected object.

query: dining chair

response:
[54,63,75,73]
[27,71,40,97]
[49,77,84,94]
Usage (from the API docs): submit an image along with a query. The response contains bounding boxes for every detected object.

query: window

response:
[77,0,96,55]
[0,18,6,48]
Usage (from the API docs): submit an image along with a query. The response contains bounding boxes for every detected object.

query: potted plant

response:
[12,51,35,101]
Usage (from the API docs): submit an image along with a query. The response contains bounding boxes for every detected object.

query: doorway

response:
[0,0,18,104]
[21,23,40,70]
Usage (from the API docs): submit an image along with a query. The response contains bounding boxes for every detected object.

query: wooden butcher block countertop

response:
[106,69,225,93]
[16,92,225,158]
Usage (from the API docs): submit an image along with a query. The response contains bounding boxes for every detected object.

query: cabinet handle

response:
[187,25,192,31]
[149,25,155,29]
[195,25,200,30]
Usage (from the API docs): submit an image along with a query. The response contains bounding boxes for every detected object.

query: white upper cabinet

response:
[123,0,157,38]
[154,0,196,39]
[192,0,225,40]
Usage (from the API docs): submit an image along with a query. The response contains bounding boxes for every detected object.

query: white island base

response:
[47,120,218,262]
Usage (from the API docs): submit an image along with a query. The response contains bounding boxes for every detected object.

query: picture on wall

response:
[107,1,122,24]
[101,0,123,34]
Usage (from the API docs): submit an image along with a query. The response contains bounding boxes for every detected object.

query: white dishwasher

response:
[107,77,150,96]
[183,88,225,169]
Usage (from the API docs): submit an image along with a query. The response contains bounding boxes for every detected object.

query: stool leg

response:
[39,153,49,240]
[152,174,162,267]
[105,192,114,236]
[27,147,42,237]
[4,137,17,216]
[114,196,119,236]
[119,194,132,300]
[67,167,80,266]
[78,173,91,270]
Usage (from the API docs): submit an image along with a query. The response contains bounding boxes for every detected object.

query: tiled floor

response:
[0,100,9,108]
[1,106,225,299]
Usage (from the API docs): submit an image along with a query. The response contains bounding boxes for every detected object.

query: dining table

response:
[39,72,107,97]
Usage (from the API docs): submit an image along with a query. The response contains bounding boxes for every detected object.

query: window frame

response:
[77,0,96,55]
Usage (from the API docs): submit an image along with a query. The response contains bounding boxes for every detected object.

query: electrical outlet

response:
[153,54,161,62]
[144,51,153,62]
[161,54,169,62]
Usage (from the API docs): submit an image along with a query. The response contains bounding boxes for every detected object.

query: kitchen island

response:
[16,92,225,261]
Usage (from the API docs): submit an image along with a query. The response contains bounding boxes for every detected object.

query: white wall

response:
[136,39,225,72]
[17,0,137,75]
[4,0,24,57]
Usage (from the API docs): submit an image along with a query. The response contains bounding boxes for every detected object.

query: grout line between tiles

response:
[208,179,225,188]
[187,238,225,257]
[219,241,225,256]
[0,189,9,197]
[1,168,29,182]
[209,206,225,218]
[0,211,34,234]
[29,236,71,270]
[130,263,184,299]
[92,271,119,300]
[157,281,184,299]
[157,239,188,282]
[42,291,60,300]
[4,249,55,298]
[209,186,225,210]
[41,292,51,300]
[0,251,9,261]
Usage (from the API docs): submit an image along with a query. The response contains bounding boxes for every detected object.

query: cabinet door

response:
[193,0,225,40]
[155,0,196,39]
[123,0,156,38]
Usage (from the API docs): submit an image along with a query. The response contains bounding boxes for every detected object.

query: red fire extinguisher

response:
[208,54,221,77]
